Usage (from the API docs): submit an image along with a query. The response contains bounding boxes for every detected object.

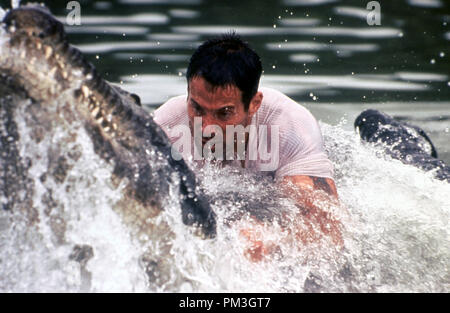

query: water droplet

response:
[430,59,436,64]
[95,55,99,59]
[272,65,276,69]
[398,32,404,38]
[439,52,445,58]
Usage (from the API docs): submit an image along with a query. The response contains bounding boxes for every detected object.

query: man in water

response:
[153,33,343,260]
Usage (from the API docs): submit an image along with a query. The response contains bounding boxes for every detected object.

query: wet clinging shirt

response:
[153,87,334,180]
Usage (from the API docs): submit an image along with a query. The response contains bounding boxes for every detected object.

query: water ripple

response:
[284,0,339,6]
[173,25,402,38]
[118,0,202,4]
[267,41,379,55]
[407,0,443,8]
[334,6,372,20]
[76,41,199,53]
[56,13,169,25]
[65,26,150,35]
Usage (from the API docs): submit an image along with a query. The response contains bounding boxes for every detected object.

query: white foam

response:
[11,0,20,9]
[0,7,6,21]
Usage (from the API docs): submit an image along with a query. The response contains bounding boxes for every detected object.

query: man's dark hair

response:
[186,32,263,111]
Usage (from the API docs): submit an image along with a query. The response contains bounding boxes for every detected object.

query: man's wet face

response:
[187,76,252,157]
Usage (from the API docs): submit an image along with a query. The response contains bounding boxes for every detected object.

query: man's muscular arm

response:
[281,175,343,247]
[282,175,338,199]
[241,175,344,262]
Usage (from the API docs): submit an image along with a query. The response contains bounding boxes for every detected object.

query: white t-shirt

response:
[153,87,334,180]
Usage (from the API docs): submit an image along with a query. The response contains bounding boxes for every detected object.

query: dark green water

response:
[2,0,450,162]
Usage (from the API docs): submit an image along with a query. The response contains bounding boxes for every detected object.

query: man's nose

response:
[201,115,216,134]
[202,116,224,142]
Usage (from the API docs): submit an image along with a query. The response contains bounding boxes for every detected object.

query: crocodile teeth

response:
[49,67,57,77]
[81,85,90,98]
[91,106,100,117]
[44,46,53,59]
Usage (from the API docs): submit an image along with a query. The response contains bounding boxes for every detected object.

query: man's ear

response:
[248,91,263,117]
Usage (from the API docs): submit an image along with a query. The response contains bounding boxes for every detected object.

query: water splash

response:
[11,0,20,9]
[2,108,448,292]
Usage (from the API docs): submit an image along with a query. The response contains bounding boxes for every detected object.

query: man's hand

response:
[239,225,272,263]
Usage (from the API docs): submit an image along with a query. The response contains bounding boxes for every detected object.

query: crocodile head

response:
[0,4,216,287]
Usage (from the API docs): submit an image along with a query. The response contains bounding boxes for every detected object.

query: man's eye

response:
[192,103,204,115]
[216,108,234,119]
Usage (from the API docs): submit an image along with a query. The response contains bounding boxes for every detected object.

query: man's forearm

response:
[281,175,343,247]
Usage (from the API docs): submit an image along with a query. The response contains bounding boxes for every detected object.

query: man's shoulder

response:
[257,88,332,179]
[258,87,319,131]
[153,95,188,128]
